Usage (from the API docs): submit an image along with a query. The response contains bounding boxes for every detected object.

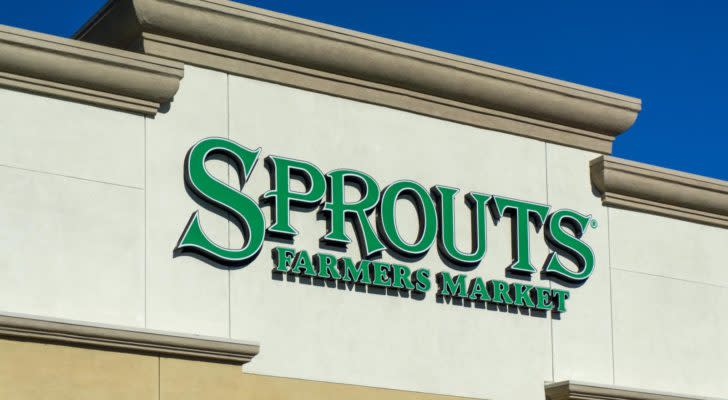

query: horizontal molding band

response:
[0,24,183,115]
[140,32,614,153]
[76,0,641,153]
[591,156,728,228]
[0,311,259,365]
[0,71,160,115]
[545,380,715,400]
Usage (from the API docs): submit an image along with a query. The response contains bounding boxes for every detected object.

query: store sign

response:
[177,137,598,313]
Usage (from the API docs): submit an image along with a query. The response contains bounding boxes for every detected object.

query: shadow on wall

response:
[172,150,590,324]
[172,153,259,270]
[271,269,427,302]
[271,269,566,320]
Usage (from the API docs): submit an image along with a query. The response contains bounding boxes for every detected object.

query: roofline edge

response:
[0,311,259,365]
[75,0,641,152]
[0,24,183,116]
[591,156,728,229]
[546,380,721,400]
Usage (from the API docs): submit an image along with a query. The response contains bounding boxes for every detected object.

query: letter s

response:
[177,137,265,264]
[543,209,595,282]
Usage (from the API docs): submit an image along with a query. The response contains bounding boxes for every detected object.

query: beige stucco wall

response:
[0,338,471,400]
[0,65,725,399]
[0,338,158,400]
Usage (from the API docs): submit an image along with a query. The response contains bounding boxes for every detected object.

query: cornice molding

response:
[591,156,728,228]
[0,312,259,365]
[545,381,719,400]
[76,0,641,153]
[0,24,183,115]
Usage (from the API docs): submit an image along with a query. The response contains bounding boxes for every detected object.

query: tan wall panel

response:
[160,358,477,400]
[0,338,158,400]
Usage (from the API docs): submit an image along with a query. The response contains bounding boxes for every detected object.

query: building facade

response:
[0,1,726,399]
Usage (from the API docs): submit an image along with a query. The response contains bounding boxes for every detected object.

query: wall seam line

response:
[610,266,728,289]
[544,142,555,383]
[144,116,148,329]
[0,163,144,190]
[227,72,232,339]
[607,207,616,384]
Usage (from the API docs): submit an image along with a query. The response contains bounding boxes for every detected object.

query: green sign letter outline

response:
[543,209,596,282]
[177,137,265,264]
[262,155,326,237]
[492,196,550,274]
[378,180,438,257]
[321,169,386,257]
[432,185,491,265]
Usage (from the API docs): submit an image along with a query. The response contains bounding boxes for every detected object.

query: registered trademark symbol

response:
[590,219,598,229]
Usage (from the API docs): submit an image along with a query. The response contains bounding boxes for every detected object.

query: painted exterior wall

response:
[0,337,473,400]
[0,65,725,399]
[608,209,728,396]
[0,86,146,327]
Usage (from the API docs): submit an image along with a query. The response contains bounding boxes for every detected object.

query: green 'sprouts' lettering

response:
[340,257,372,284]
[315,252,341,279]
[490,280,513,305]
[492,196,550,274]
[378,181,438,256]
[273,246,296,272]
[321,169,386,257]
[433,186,491,265]
[262,156,326,237]
[413,268,431,292]
[437,271,468,298]
[180,139,596,309]
[544,209,596,282]
[468,277,491,301]
[177,138,265,263]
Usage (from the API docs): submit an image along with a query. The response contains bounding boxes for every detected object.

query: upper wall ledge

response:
[0,311,259,364]
[0,24,183,115]
[591,156,728,229]
[76,0,641,154]
[546,380,717,400]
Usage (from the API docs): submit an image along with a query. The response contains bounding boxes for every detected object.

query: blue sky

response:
[3,1,726,180]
